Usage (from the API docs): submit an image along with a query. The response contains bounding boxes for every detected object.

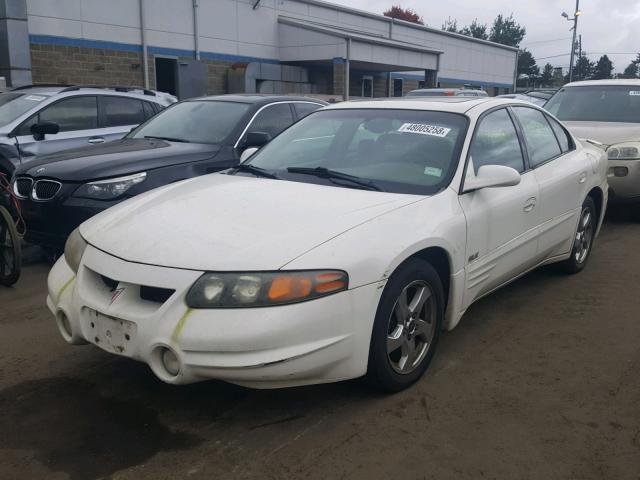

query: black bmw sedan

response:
[12,95,326,253]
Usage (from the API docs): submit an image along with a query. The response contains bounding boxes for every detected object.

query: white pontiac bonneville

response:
[48,97,608,391]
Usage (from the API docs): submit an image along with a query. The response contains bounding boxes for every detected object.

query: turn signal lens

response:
[186,270,348,308]
[314,272,348,293]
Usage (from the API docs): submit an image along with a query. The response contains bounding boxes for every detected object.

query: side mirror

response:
[31,121,60,141]
[463,165,521,192]
[243,131,271,149]
[240,147,259,163]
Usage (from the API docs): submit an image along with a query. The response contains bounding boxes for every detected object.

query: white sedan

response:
[47,97,608,391]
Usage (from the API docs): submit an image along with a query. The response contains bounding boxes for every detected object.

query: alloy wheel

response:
[574,206,593,264]
[386,280,437,374]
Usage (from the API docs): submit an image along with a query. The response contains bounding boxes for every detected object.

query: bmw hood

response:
[15,138,220,182]
[563,121,640,146]
[80,173,421,271]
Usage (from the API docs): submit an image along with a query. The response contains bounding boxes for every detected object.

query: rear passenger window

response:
[294,102,322,119]
[142,101,156,120]
[245,103,294,139]
[103,96,145,127]
[546,115,573,153]
[469,108,525,173]
[513,107,562,167]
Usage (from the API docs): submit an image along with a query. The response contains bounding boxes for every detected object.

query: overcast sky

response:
[329,0,640,72]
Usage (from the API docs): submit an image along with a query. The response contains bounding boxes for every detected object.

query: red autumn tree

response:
[383,5,424,25]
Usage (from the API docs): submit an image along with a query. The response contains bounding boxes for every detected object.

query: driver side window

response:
[469,108,525,173]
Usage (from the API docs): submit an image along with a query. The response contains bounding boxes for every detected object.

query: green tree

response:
[460,19,489,40]
[541,63,554,86]
[517,49,538,77]
[573,54,595,81]
[383,5,424,24]
[592,55,614,80]
[620,54,640,79]
[441,16,458,33]
[489,13,526,47]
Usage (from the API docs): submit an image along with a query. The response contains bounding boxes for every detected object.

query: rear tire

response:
[561,196,596,274]
[366,258,444,392]
[0,206,21,286]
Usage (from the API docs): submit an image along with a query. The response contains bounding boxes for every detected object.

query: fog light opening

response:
[56,310,73,342]
[160,347,181,377]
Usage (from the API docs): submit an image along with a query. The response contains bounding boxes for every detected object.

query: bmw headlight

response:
[607,142,640,160]
[186,270,348,308]
[64,228,87,273]
[73,172,147,200]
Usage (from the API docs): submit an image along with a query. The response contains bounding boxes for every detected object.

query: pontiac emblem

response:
[109,287,125,305]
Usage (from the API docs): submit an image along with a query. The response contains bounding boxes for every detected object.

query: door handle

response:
[578,172,587,184]
[523,197,537,212]
[88,137,105,144]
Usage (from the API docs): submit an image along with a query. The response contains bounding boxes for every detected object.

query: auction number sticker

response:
[398,123,451,137]
[24,95,45,101]
[629,91,640,96]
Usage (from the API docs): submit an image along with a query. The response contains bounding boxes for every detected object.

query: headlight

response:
[186,270,348,308]
[73,172,147,200]
[607,142,640,160]
[64,228,87,273]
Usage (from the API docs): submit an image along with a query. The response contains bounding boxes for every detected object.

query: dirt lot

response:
[0,208,639,480]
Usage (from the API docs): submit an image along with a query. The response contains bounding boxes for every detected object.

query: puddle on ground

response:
[0,376,203,480]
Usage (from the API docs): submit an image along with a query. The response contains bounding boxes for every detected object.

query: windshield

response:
[0,93,48,127]
[129,100,250,143]
[545,85,640,123]
[244,109,469,195]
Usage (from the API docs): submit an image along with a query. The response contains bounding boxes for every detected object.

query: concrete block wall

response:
[30,43,145,86]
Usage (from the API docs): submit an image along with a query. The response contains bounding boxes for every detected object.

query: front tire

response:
[561,196,596,274]
[366,258,444,392]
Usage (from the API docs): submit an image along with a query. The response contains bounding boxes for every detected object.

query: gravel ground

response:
[0,208,639,480]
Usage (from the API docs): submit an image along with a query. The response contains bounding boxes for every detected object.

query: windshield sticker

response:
[398,123,451,137]
[630,91,640,96]
[24,95,46,101]
[423,166,443,177]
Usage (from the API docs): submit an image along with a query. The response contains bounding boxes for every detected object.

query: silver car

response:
[0,85,176,177]
[545,79,640,204]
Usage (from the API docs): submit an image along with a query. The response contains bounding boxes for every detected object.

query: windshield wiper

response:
[286,166,383,191]
[143,135,190,143]
[232,163,281,179]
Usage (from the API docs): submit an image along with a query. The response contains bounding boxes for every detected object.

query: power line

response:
[522,37,571,46]
[537,52,638,60]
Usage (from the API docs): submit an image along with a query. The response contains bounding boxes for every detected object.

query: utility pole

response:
[564,0,581,83]
[578,34,582,81]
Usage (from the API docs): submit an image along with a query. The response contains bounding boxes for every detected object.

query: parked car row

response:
[8,78,639,392]
[11,94,326,254]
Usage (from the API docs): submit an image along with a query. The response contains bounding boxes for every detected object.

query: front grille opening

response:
[34,180,61,200]
[15,178,32,197]
[98,271,174,304]
[140,285,175,303]
[100,274,119,291]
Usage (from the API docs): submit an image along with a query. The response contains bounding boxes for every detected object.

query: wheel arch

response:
[586,186,604,225]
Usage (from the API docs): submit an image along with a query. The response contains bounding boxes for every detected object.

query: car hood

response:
[80,173,422,271]
[14,138,220,182]
[562,121,640,146]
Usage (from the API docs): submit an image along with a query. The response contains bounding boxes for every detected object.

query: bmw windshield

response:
[242,109,469,195]
[129,100,250,144]
[546,85,640,123]
[0,93,48,127]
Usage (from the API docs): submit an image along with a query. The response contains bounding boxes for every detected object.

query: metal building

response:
[1,0,518,99]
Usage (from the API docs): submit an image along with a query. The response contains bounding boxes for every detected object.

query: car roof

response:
[8,85,174,102]
[563,79,640,88]
[323,97,527,114]
[189,94,328,105]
